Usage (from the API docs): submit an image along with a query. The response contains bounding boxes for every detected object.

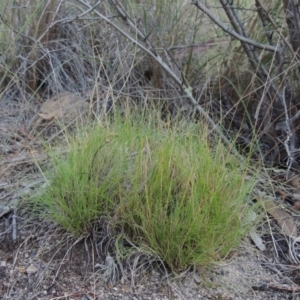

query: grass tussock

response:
[32,111,259,272]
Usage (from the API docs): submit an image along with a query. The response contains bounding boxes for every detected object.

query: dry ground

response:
[0,214,297,300]
[0,90,300,300]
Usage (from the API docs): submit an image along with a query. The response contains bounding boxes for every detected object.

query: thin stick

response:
[12,212,17,240]
[192,0,278,52]
[76,0,244,159]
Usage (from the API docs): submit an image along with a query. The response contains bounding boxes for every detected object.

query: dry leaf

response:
[39,91,88,121]
[121,285,132,293]
[291,200,300,210]
[287,176,300,189]
[18,266,26,273]
[276,189,287,201]
[249,229,266,251]
[264,200,297,237]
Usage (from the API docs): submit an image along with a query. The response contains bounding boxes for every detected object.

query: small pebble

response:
[26,264,37,274]
[0,261,6,267]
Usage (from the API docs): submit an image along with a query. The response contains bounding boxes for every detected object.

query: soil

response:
[0,210,299,300]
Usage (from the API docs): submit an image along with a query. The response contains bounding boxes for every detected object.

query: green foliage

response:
[32,111,258,272]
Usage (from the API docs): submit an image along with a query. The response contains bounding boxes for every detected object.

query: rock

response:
[0,261,6,267]
[26,264,38,274]
[192,273,201,284]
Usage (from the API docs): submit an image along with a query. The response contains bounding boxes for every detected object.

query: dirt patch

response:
[0,212,297,300]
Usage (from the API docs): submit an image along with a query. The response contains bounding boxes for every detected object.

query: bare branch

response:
[281,87,296,177]
[191,0,278,53]
[282,0,300,58]
[76,0,244,159]
[255,0,296,57]
[219,0,261,73]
